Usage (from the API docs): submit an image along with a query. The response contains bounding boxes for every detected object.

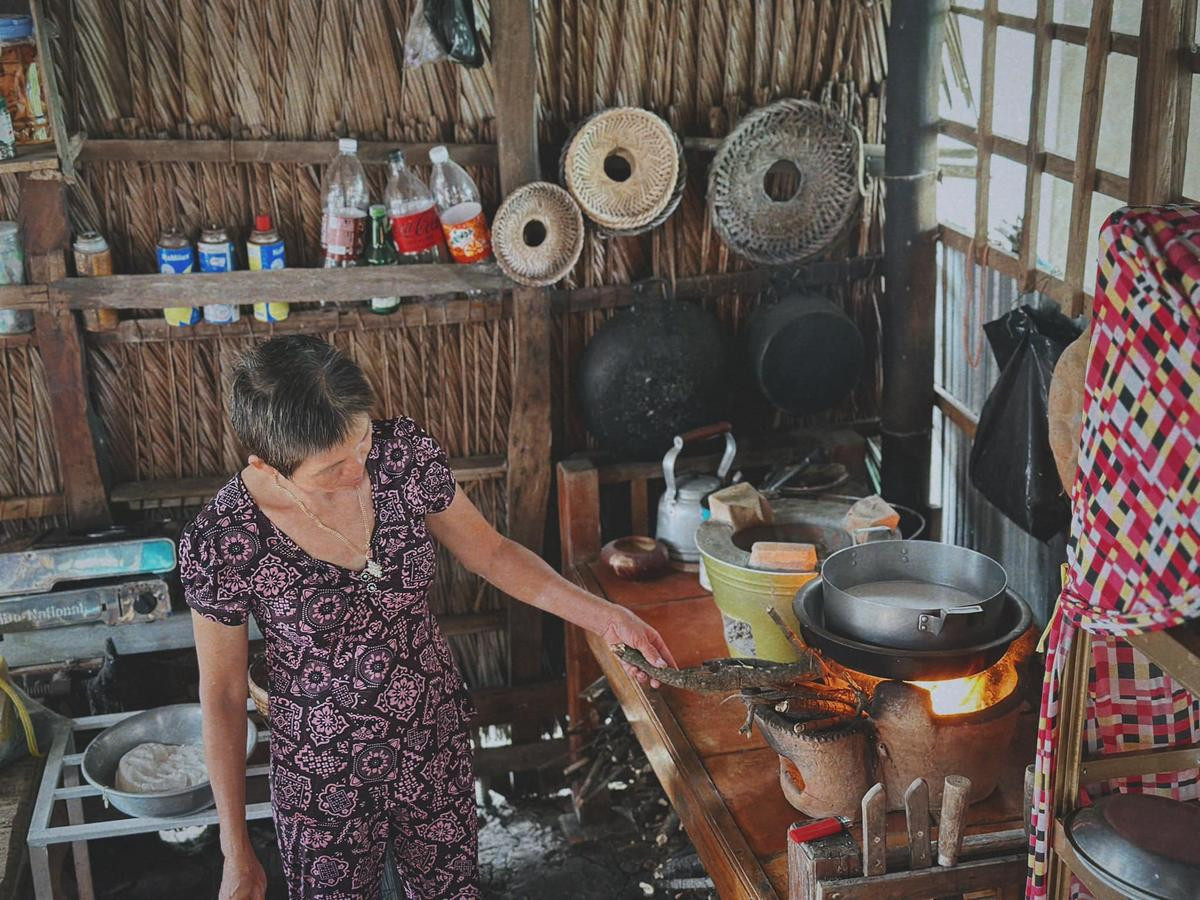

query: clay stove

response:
[757,603,1034,822]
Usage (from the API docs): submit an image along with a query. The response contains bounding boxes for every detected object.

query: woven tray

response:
[492,182,585,287]
[707,99,861,264]
[563,107,681,232]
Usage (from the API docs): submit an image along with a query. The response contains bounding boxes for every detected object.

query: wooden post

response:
[21,175,111,531]
[495,0,551,789]
[1018,0,1053,292]
[1129,0,1190,206]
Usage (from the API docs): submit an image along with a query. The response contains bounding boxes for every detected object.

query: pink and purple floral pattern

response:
[180,417,478,899]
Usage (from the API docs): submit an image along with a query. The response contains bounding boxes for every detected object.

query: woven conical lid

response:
[564,107,680,231]
[492,182,585,287]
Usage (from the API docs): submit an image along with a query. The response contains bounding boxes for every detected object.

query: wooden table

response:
[569,561,1033,900]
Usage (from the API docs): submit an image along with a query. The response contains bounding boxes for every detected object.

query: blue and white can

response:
[156,230,201,327]
[197,224,240,325]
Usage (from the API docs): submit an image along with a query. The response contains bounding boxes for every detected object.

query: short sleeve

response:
[408,420,458,515]
[178,520,250,627]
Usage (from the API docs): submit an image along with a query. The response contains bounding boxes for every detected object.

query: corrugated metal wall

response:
[933,243,1066,625]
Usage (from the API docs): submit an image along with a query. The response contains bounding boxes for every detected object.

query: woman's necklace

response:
[272,473,383,581]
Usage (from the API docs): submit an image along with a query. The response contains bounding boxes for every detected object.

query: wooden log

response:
[936,775,972,867]
[77,139,497,168]
[904,778,932,870]
[861,783,887,877]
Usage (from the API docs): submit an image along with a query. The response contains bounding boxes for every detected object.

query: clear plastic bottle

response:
[320,138,370,268]
[384,149,446,265]
[428,145,492,264]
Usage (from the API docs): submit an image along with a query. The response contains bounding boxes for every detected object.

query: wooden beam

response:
[1063,0,1114,316]
[30,0,71,177]
[1129,0,1190,205]
[1019,0,1054,290]
[77,139,497,168]
[473,738,568,778]
[0,285,49,310]
[1079,744,1200,783]
[934,385,979,440]
[973,0,999,251]
[1124,626,1200,698]
[495,0,549,776]
[815,854,1029,900]
[939,224,1076,309]
[947,6,1137,53]
[51,264,511,310]
[0,494,65,521]
[21,176,111,531]
[469,679,566,728]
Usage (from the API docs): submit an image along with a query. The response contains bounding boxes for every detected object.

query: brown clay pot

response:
[600,536,670,581]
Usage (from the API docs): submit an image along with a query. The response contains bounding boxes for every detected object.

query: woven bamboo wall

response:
[0,0,888,685]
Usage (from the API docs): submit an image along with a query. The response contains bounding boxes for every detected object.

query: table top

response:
[573,562,1032,900]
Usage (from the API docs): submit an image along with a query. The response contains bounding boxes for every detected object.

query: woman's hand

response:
[219,848,267,900]
[599,605,679,689]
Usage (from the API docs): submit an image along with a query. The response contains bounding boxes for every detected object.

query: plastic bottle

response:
[247,214,288,322]
[366,204,399,315]
[428,145,492,264]
[320,138,370,267]
[385,149,446,265]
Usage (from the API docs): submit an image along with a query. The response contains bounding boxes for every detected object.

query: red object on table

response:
[788,817,846,844]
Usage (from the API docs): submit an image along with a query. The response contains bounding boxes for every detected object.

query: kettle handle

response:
[662,422,736,498]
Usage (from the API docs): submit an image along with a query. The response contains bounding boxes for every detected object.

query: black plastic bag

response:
[968,304,1083,541]
[405,0,484,68]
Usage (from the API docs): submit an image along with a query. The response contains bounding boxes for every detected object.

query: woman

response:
[182,335,676,899]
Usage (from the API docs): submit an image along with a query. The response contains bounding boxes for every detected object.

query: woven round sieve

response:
[707,99,861,264]
[491,182,585,287]
[563,107,680,232]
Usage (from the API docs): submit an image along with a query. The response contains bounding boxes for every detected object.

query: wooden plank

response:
[29,0,70,177]
[938,224,1024,280]
[904,778,932,871]
[108,456,506,507]
[52,264,511,310]
[1079,744,1200,783]
[0,146,58,176]
[1019,0,1054,288]
[21,177,111,531]
[473,737,568,778]
[934,385,980,439]
[0,285,49,310]
[78,139,497,167]
[1063,0,1114,316]
[629,478,650,537]
[1125,626,1200,698]
[973,0,999,250]
[861,783,887,877]
[0,494,64,520]
[1129,0,1190,205]
[1051,23,1136,56]
[469,678,566,727]
[815,853,1028,900]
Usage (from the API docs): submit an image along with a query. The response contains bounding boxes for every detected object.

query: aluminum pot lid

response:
[1065,793,1200,900]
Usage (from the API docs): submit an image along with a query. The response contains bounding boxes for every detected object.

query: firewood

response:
[613,645,821,691]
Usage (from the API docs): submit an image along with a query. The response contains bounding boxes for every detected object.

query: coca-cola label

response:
[442,212,492,264]
[321,212,366,262]
[391,207,443,254]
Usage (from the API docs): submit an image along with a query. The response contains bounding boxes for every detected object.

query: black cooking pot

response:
[579,300,731,459]
[745,293,864,415]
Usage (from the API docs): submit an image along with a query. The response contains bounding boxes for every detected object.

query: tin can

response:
[0,97,14,160]
[157,229,200,327]
[197,223,240,325]
[246,214,288,322]
[73,231,118,331]
[0,220,29,334]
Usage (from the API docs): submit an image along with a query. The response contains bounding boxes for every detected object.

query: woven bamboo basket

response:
[562,107,681,233]
[707,99,861,264]
[248,654,269,720]
[492,182,585,286]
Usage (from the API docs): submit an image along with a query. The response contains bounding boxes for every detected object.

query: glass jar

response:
[0,15,49,144]
[0,220,31,334]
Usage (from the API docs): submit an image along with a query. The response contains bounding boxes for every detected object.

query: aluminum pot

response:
[81,703,256,818]
[819,540,1008,651]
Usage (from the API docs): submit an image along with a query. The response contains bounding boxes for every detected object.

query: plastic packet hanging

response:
[968,303,1084,541]
[404,0,484,69]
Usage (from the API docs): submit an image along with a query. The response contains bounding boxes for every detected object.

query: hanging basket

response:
[707,99,861,264]
[562,107,681,233]
[492,182,585,287]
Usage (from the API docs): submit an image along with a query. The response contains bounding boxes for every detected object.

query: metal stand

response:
[26,702,272,900]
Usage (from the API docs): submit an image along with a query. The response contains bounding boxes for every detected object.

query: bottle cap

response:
[338,138,358,154]
[254,214,272,232]
[428,145,449,164]
[0,16,33,41]
[388,149,406,166]
[369,204,387,219]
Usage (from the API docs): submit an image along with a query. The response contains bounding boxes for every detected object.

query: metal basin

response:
[820,540,1008,650]
[81,703,255,818]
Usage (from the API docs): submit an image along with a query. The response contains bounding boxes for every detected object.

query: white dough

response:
[115,742,208,794]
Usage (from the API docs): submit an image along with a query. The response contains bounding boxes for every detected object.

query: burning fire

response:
[910,671,996,716]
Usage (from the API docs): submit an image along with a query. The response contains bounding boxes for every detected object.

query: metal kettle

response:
[656,423,737,562]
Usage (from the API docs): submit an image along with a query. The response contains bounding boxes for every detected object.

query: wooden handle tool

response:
[904,777,932,870]
[937,774,972,867]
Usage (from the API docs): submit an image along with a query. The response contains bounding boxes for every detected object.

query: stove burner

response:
[793,579,1032,680]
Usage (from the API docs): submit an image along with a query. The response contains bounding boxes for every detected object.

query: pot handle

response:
[916,605,985,636]
[662,422,736,498]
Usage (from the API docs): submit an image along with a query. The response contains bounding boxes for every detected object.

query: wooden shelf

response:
[77,138,497,168]
[0,145,59,175]
[0,285,49,310]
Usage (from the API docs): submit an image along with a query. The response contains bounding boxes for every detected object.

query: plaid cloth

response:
[1026,205,1200,898]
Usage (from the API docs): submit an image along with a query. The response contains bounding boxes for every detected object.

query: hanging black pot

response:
[745,293,864,416]
[579,299,731,460]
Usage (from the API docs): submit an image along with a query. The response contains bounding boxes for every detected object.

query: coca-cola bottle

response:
[320,138,369,267]
[385,149,446,264]
[428,145,493,264]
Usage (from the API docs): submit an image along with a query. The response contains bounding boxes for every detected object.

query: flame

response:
[910,672,992,715]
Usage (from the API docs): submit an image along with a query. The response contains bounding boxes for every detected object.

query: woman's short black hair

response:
[228,335,373,476]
